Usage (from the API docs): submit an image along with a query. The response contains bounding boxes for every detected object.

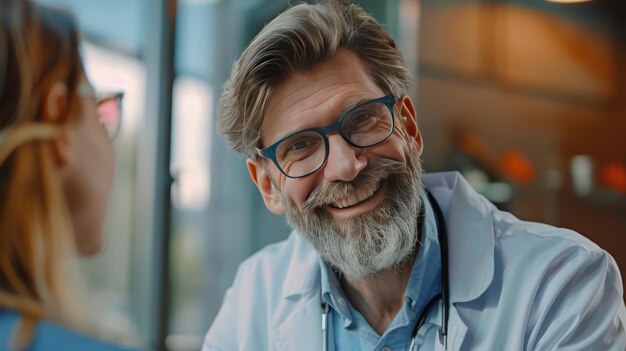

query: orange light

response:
[498,150,536,185]
[599,162,626,193]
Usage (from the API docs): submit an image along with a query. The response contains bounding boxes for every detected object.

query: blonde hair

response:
[218,0,412,158]
[0,0,89,348]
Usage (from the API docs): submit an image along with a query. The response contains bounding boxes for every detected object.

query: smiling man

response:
[202,1,626,350]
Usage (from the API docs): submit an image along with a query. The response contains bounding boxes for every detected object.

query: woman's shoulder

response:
[1,309,138,351]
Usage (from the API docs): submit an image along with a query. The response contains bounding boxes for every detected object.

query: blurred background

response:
[33,0,625,350]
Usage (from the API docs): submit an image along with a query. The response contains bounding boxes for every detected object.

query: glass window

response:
[35,0,152,348]
[81,41,147,346]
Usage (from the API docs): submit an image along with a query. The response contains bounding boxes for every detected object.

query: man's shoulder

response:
[203,233,320,350]
[234,232,319,289]
[434,171,611,270]
[240,232,314,267]
[488,209,619,291]
[492,209,606,260]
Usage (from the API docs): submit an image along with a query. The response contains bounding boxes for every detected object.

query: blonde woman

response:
[0,0,135,349]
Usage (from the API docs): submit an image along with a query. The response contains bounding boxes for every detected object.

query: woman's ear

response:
[42,81,69,122]
[42,81,72,168]
[247,158,285,215]
[399,96,423,156]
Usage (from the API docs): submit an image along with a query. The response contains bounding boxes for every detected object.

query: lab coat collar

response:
[423,172,496,304]
[277,236,324,350]
[281,231,321,299]
[422,172,496,349]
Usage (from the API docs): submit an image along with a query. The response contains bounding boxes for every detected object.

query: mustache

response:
[302,158,408,211]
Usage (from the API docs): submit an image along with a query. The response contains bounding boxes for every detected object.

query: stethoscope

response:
[321,189,450,351]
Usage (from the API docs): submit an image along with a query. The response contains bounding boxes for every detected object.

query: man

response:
[203,1,626,350]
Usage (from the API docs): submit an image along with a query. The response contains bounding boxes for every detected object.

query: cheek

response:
[372,135,409,164]
[68,123,115,255]
[281,176,319,207]
[64,166,108,256]
[74,218,106,256]
[82,132,115,191]
[89,117,116,186]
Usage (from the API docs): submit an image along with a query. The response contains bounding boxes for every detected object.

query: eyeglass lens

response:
[96,93,123,139]
[275,99,392,177]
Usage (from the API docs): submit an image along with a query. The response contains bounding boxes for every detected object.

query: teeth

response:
[333,182,380,209]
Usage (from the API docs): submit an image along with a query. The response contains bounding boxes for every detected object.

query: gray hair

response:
[218,0,412,158]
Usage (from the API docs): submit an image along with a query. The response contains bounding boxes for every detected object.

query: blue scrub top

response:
[0,309,136,351]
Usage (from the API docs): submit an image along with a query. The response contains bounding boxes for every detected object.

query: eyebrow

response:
[290,97,373,133]
[343,98,371,110]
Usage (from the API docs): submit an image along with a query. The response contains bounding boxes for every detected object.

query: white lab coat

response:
[203,172,626,351]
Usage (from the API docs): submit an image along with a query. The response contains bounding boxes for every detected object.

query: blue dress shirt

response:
[320,195,442,351]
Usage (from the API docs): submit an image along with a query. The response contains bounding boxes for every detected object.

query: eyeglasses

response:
[77,84,124,139]
[95,91,124,139]
[257,95,396,178]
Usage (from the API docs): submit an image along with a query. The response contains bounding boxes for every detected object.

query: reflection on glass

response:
[171,77,212,210]
[169,75,213,351]
[79,41,146,346]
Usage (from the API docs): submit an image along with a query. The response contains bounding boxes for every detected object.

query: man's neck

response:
[340,254,416,335]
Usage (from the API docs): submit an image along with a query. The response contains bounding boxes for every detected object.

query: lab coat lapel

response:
[423,172,495,303]
[275,290,324,351]
[445,174,495,303]
[276,234,323,351]
[424,172,496,349]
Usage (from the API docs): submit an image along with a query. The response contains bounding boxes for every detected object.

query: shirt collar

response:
[319,258,354,326]
[405,193,442,306]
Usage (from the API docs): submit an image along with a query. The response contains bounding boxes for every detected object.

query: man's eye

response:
[346,112,379,131]
[277,135,322,162]
[290,139,314,150]
[352,114,372,125]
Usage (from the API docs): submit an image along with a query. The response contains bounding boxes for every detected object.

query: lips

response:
[331,181,382,209]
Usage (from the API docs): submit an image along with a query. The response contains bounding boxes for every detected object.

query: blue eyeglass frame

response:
[256,94,396,178]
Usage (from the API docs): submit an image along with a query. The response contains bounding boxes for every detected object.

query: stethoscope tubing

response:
[427,189,449,350]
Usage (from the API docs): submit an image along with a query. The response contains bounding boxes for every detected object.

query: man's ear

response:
[42,81,71,168]
[399,96,423,156]
[247,158,285,215]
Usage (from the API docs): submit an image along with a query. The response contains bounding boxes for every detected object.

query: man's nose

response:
[322,134,367,182]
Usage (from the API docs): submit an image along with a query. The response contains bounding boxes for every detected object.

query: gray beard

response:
[279,143,424,280]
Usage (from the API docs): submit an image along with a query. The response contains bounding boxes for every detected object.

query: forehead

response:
[261,49,385,146]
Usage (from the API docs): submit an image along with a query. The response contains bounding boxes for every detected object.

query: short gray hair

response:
[218,0,412,158]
